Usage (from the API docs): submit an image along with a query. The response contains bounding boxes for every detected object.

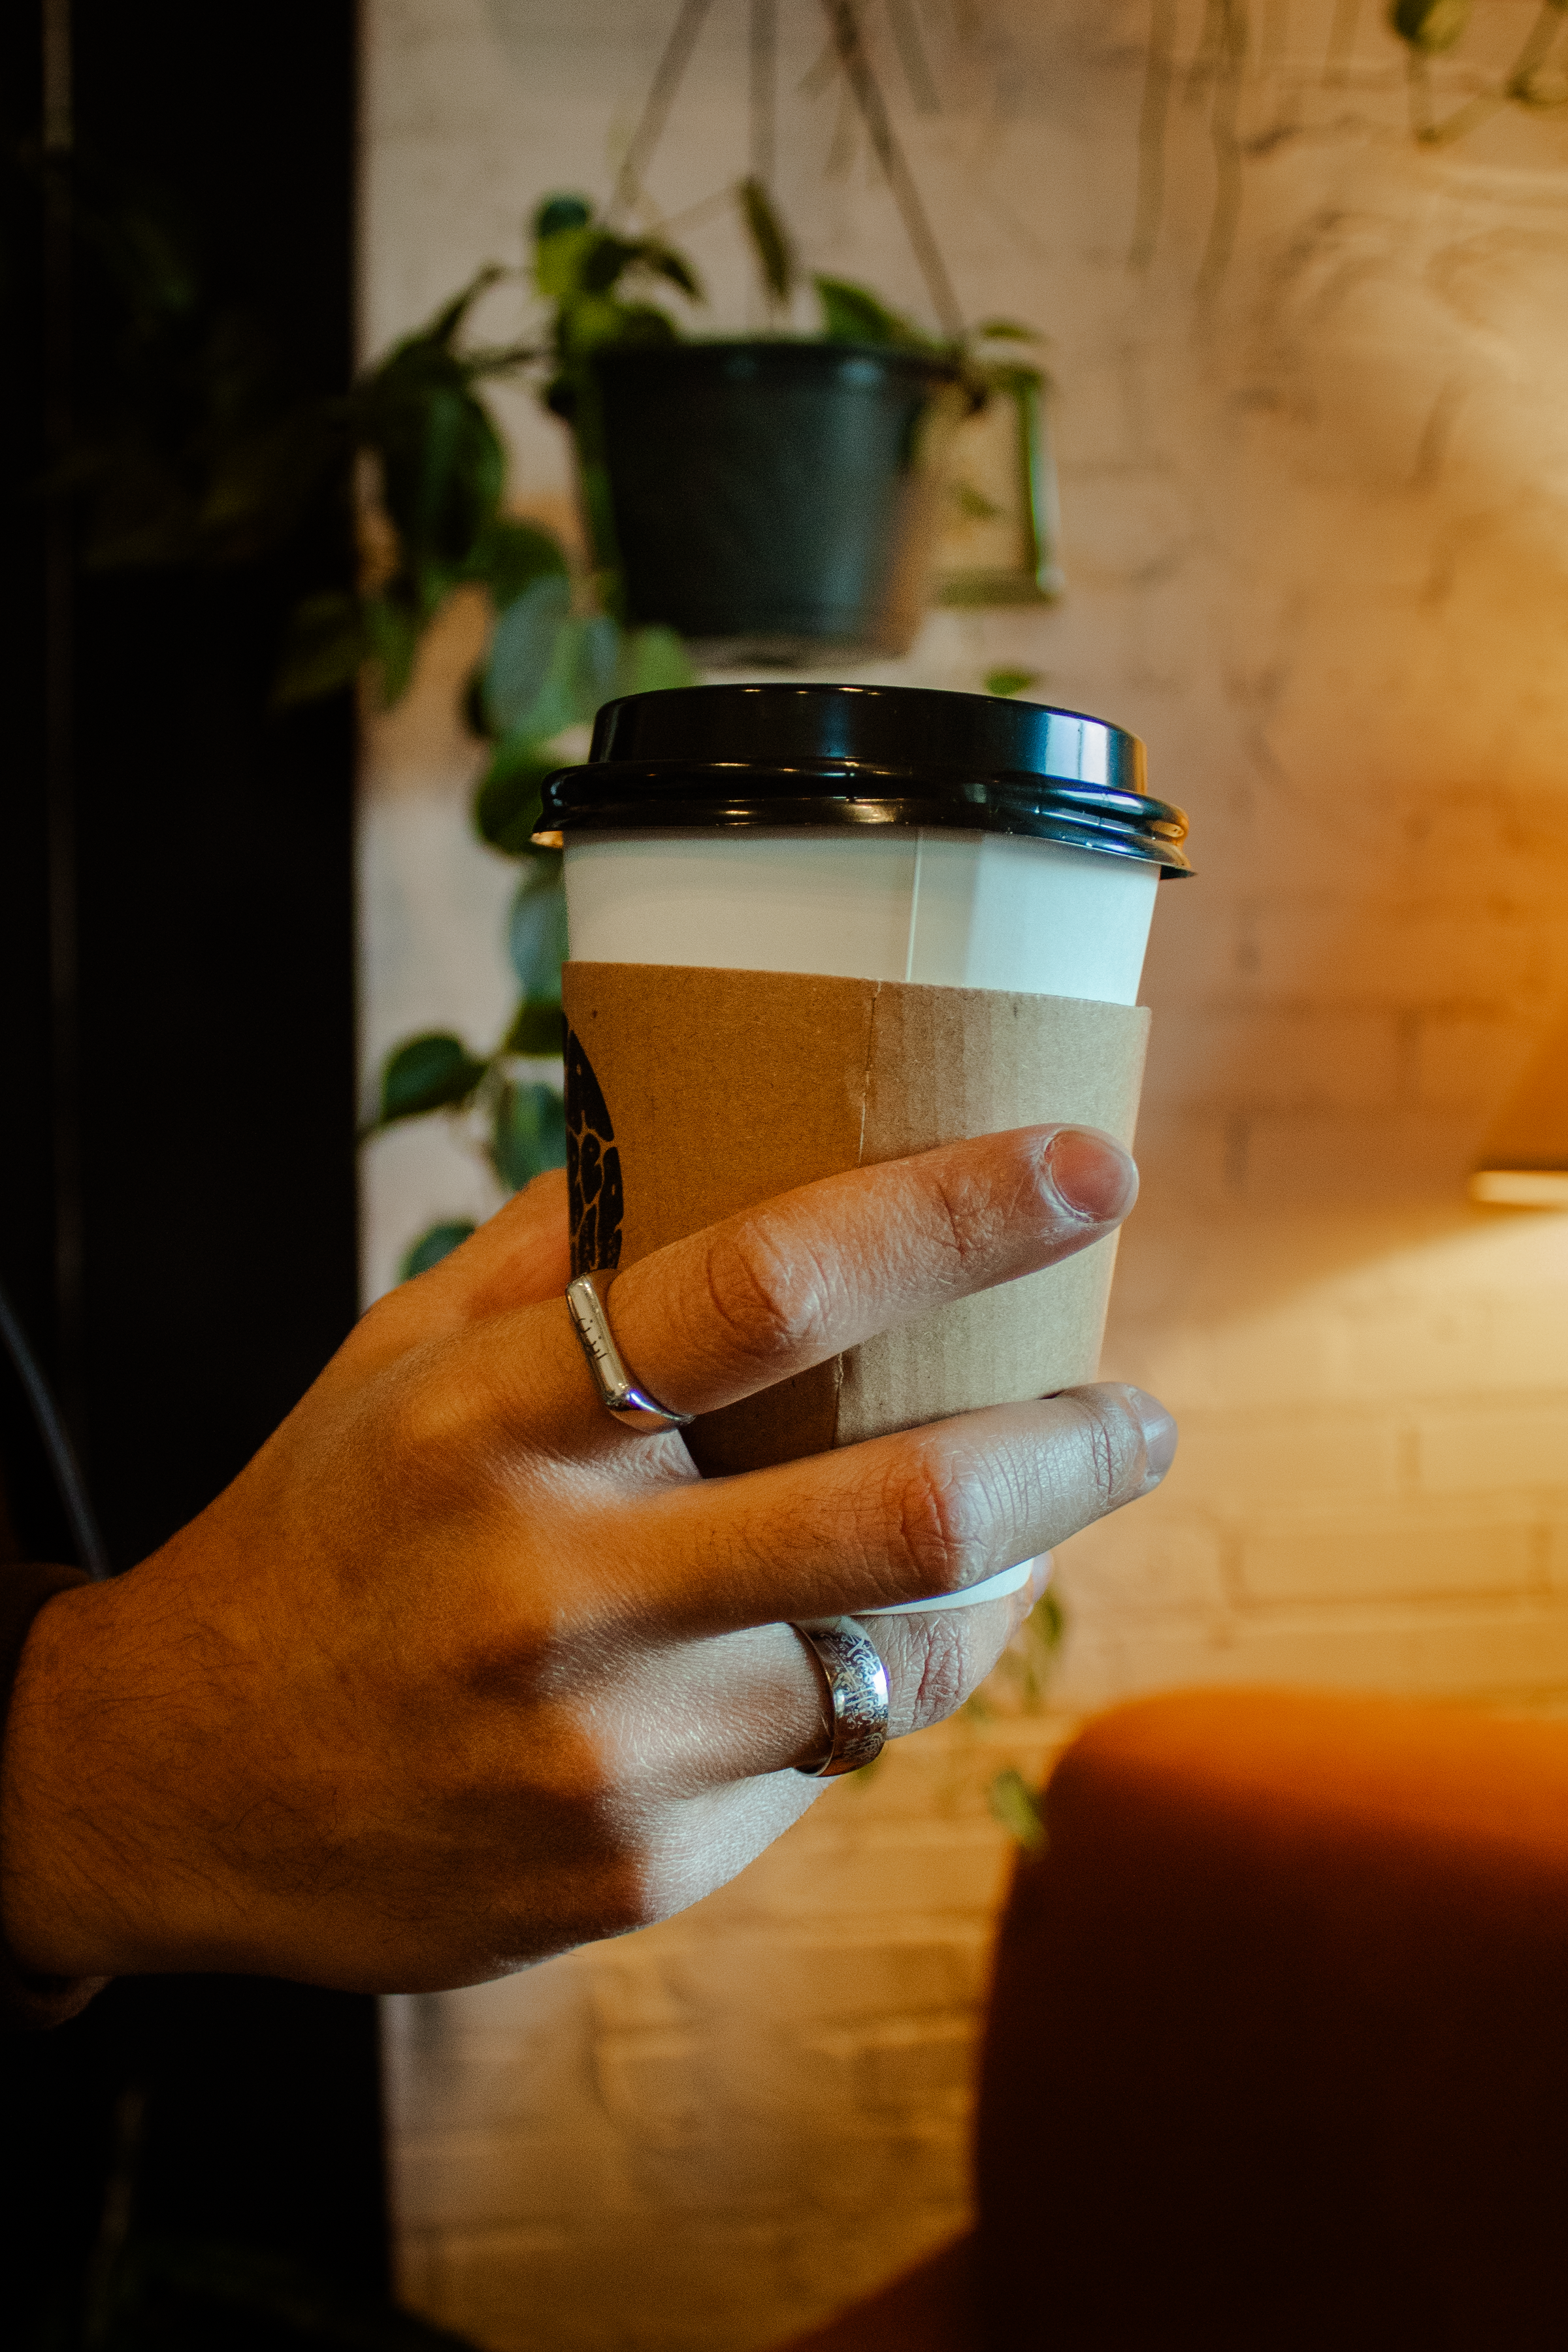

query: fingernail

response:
[1041,1128,1138,1225]
[1127,1388,1178,1490]
[1026,1552,1054,1605]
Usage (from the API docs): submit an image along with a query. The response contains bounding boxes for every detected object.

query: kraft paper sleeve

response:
[561,962,1150,1477]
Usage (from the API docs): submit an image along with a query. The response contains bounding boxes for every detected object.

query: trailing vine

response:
[1130,1,1568,289]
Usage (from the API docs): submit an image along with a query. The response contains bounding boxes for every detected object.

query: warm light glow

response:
[1469,1169,1568,1209]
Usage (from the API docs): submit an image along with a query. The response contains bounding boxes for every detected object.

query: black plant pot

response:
[590,340,962,664]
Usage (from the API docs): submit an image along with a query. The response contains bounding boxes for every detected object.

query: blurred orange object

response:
[775,1688,1568,2351]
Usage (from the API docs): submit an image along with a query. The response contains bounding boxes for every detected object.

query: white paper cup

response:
[564,825,1159,1006]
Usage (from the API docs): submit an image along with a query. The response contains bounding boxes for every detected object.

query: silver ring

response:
[564,1270,694,1435]
[792,1618,890,1778]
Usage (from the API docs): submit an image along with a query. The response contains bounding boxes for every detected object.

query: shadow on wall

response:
[1120,196,1568,1232]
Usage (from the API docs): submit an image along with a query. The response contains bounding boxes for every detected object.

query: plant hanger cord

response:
[819,0,964,338]
[606,0,720,224]
[751,0,778,191]
[606,0,967,342]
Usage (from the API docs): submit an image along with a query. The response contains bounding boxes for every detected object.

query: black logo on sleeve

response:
[564,1029,624,1274]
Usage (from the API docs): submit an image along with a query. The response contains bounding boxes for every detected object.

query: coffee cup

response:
[536,684,1190,1603]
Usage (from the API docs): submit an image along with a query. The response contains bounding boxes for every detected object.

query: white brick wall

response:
[363,5,1568,2345]
[384,1715,1075,2352]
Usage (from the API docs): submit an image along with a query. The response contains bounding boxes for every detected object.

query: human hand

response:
[0,1123,1174,1994]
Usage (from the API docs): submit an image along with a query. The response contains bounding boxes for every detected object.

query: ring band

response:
[565,1270,694,1434]
[792,1618,890,1778]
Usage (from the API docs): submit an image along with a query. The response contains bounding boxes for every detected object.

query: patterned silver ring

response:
[564,1270,694,1435]
[792,1618,890,1778]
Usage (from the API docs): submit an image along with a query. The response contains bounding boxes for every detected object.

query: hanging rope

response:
[817,0,965,338]
[609,0,966,341]
[750,0,778,187]
[608,0,719,221]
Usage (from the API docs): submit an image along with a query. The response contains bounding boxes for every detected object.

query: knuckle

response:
[380,1363,482,1491]
[883,1443,992,1597]
[1062,1388,1143,1512]
[701,1218,832,1366]
[906,1615,972,1732]
[923,1164,996,1275]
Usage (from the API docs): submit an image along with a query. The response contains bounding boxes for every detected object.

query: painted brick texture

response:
[362,5,1568,2347]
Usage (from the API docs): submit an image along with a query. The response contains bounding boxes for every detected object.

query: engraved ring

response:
[565,1270,694,1435]
[792,1618,890,1778]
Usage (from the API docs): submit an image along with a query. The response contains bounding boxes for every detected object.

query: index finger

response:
[598,1120,1137,1426]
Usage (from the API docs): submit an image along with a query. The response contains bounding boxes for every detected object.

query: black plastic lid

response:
[536,683,1192,875]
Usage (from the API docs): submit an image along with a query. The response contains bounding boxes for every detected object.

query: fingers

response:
[357,1127,1135,1458]
[573,1581,1041,1803]
[474,1125,1137,1455]
[608,1122,1137,1422]
[863,1578,1044,1740]
[548,1550,1033,1929]
[597,1382,1174,1639]
[450,1169,572,1316]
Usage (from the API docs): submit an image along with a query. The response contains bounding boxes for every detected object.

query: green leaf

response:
[399,1219,477,1281]
[538,208,702,316]
[578,232,703,303]
[418,263,506,355]
[503,999,567,1055]
[357,336,508,576]
[273,591,366,707]
[508,870,569,1000]
[602,301,682,349]
[645,242,704,301]
[525,619,589,739]
[363,592,426,708]
[559,294,681,367]
[491,1081,568,1192]
[378,1033,489,1125]
[814,274,926,348]
[465,515,568,607]
[578,233,646,297]
[1030,1586,1066,1652]
[572,613,623,717]
[988,1769,1046,1851]
[985,668,1042,698]
[534,218,600,302]
[484,574,572,734]
[514,845,564,896]
[491,608,600,742]
[738,176,796,305]
[421,387,506,564]
[474,738,553,855]
[534,193,593,241]
[972,318,1040,343]
[619,623,695,697]
[1389,0,1471,52]
[951,479,1004,521]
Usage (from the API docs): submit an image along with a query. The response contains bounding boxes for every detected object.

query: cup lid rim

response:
[534,686,1192,875]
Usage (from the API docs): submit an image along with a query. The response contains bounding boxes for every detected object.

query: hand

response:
[0,1123,1175,1995]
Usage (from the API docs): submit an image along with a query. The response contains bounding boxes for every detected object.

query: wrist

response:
[0,1565,113,2019]
[0,1572,172,1983]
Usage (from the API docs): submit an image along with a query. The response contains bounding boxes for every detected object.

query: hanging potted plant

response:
[514,0,1048,660]
[528,180,1039,664]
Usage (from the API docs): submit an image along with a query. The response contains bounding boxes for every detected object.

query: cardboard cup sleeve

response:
[561,961,1150,1478]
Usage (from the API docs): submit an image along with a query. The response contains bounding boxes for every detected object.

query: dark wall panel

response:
[1,3,390,2334]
